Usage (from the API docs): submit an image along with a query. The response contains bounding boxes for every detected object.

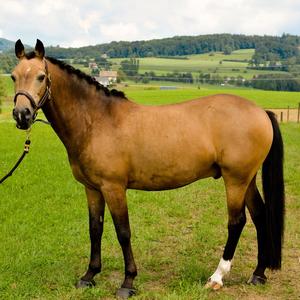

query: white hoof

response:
[205,258,231,290]
[205,278,223,290]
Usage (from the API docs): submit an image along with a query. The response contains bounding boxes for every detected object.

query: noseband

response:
[13,59,51,117]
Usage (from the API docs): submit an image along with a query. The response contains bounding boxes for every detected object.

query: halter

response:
[0,60,51,185]
[13,59,51,119]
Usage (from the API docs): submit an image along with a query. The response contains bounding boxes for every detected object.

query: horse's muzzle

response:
[12,107,33,130]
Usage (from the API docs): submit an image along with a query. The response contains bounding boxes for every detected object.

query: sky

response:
[1,0,300,48]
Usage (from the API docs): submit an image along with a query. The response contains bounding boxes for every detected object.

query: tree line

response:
[2,33,296,61]
[1,34,300,91]
[118,58,300,90]
[39,34,300,59]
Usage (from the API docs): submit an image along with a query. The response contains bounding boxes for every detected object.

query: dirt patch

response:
[270,108,300,122]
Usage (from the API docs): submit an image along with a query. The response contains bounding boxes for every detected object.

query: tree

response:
[0,54,17,73]
[252,73,300,91]
[94,56,111,70]
[223,45,233,55]
[120,58,139,77]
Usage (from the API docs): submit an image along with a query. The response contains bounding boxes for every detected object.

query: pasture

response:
[0,88,299,299]
[124,86,300,108]
[109,49,289,80]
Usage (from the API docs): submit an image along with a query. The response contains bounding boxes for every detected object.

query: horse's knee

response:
[116,226,131,245]
[228,209,246,227]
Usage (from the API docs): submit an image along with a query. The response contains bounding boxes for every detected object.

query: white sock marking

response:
[209,258,232,286]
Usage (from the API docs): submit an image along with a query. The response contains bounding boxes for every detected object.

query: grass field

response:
[0,88,299,299]
[123,86,300,109]
[109,49,289,80]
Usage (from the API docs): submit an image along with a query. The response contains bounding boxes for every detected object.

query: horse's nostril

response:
[24,108,31,119]
[12,108,32,128]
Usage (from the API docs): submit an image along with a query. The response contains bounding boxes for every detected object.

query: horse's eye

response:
[11,75,16,82]
[37,74,46,82]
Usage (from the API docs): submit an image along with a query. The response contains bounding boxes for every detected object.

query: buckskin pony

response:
[11,39,284,298]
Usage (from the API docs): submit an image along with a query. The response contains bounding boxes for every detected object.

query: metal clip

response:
[24,140,31,153]
[24,129,31,153]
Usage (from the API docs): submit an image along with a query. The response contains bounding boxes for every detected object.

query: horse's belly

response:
[127,133,217,190]
[127,160,216,191]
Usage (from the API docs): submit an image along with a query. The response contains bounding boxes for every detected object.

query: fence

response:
[271,103,300,123]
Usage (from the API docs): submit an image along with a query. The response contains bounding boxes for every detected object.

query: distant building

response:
[96,71,118,87]
[89,62,98,69]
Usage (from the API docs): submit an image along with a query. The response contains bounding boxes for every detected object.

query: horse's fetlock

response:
[89,264,101,274]
[125,270,137,278]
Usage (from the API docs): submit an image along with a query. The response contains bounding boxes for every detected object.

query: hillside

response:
[44,33,300,60]
[0,38,15,52]
[2,34,300,61]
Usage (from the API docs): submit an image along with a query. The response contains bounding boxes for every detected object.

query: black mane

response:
[25,51,126,99]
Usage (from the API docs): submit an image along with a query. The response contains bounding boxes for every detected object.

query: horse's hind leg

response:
[245,177,268,285]
[76,187,105,288]
[206,176,249,290]
[101,182,137,299]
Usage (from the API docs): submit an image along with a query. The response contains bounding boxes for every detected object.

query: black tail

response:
[262,111,285,269]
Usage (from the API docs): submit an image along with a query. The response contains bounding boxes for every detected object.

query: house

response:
[89,62,98,69]
[96,71,118,87]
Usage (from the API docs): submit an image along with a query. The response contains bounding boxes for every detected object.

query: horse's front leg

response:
[76,186,105,288]
[101,182,137,299]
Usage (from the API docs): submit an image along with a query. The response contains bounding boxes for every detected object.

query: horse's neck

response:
[41,64,106,153]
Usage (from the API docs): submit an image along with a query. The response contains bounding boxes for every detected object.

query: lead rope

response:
[0,129,31,184]
[34,118,51,125]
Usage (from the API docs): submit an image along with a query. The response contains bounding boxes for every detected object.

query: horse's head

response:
[12,39,50,130]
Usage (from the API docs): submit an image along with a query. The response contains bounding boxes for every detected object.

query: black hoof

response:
[75,279,96,288]
[116,287,136,299]
[247,274,267,285]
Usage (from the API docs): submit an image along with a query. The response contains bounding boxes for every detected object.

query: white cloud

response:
[100,22,140,42]
[79,12,103,34]
[0,0,300,47]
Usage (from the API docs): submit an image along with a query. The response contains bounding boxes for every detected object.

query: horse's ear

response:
[15,39,25,59]
[34,39,45,58]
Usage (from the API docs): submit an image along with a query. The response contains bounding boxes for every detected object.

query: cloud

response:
[99,22,140,42]
[0,0,300,47]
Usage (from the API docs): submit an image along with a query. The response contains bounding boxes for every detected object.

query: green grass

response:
[123,86,300,108]
[109,49,289,80]
[0,89,299,299]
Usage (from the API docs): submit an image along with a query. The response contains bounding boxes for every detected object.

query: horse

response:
[11,39,285,298]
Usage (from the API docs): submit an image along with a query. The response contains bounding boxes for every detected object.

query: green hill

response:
[44,33,300,60]
[0,38,15,52]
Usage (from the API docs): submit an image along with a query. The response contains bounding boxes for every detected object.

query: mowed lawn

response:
[0,91,299,299]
